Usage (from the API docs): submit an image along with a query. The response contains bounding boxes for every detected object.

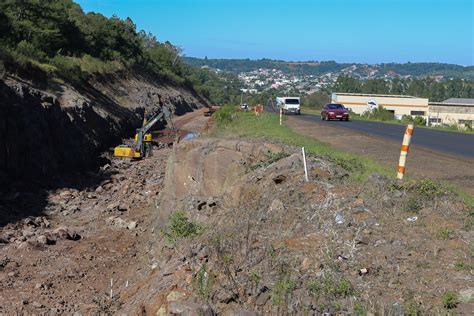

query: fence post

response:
[397,124,414,180]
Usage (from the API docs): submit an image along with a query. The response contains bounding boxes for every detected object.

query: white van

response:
[276,97,301,115]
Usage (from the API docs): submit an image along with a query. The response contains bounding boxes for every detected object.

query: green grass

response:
[211,110,474,210]
[211,111,389,181]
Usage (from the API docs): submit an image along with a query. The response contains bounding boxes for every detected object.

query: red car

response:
[321,103,349,121]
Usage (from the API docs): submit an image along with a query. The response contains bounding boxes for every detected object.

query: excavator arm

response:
[135,111,164,152]
[115,106,175,159]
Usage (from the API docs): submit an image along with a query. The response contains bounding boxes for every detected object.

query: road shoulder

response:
[286,116,474,195]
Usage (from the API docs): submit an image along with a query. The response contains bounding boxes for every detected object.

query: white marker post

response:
[397,124,414,180]
[279,107,283,126]
[302,147,309,182]
[110,278,114,299]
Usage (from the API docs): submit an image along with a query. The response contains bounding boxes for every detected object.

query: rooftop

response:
[333,92,424,99]
[442,98,474,105]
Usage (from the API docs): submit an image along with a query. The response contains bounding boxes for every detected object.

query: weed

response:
[222,254,234,265]
[464,205,474,230]
[306,275,353,299]
[353,302,366,315]
[407,179,445,199]
[193,264,214,301]
[442,291,458,309]
[271,276,297,306]
[162,211,203,243]
[404,301,422,315]
[454,261,473,270]
[415,261,430,269]
[248,270,261,284]
[251,151,289,170]
[403,196,423,213]
[437,228,454,240]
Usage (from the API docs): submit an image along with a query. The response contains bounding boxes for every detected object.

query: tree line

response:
[0,0,240,104]
[332,75,474,102]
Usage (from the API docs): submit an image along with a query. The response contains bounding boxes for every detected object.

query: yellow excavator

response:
[114,106,175,159]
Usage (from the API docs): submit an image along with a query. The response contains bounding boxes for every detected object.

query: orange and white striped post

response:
[279,107,283,125]
[397,124,414,180]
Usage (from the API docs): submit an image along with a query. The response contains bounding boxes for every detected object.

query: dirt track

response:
[286,115,474,196]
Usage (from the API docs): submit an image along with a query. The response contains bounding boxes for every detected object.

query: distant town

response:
[235,65,442,94]
[184,57,473,95]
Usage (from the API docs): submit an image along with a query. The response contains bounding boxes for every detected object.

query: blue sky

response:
[76,0,473,65]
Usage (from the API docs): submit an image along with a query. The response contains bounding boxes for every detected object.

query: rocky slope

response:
[0,71,209,186]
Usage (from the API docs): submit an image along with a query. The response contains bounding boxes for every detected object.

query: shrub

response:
[306,275,353,299]
[16,40,46,62]
[162,211,203,243]
[362,106,394,121]
[51,55,86,85]
[442,291,458,309]
[193,264,214,300]
[403,179,445,199]
[437,228,454,240]
[403,196,423,213]
[214,104,236,125]
[271,276,297,305]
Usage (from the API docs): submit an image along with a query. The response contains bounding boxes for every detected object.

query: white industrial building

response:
[331,93,474,127]
[331,93,429,120]
[428,98,474,126]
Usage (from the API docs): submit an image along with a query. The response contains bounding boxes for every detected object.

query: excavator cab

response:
[114,132,153,159]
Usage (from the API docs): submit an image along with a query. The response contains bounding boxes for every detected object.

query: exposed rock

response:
[458,288,474,303]
[36,235,49,245]
[167,291,187,302]
[255,290,270,306]
[168,300,214,316]
[269,199,284,213]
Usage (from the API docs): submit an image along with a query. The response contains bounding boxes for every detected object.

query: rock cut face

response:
[155,139,285,226]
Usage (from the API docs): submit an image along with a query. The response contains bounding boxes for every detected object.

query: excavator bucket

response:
[114,146,141,158]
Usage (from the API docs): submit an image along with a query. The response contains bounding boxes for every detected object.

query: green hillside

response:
[0,0,240,104]
[184,57,474,79]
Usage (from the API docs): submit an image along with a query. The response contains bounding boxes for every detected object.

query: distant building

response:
[331,93,474,127]
[331,93,429,120]
[428,98,474,126]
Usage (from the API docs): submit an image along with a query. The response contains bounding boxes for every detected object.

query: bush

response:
[16,40,47,62]
[214,104,237,125]
[51,55,86,85]
[193,264,214,300]
[163,211,202,243]
[362,106,394,121]
[272,276,297,305]
[442,291,458,309]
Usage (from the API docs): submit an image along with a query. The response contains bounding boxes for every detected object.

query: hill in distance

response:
[183,57,474,79]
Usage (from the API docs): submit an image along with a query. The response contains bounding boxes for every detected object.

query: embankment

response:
[0,70,209,188]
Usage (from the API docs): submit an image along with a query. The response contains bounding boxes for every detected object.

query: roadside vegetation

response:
[211,107,474,211]
[211,108,389,181]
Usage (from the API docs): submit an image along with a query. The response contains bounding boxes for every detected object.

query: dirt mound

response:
[122,139,472,315]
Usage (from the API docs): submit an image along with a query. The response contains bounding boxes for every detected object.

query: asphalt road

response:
[296,113,474,159]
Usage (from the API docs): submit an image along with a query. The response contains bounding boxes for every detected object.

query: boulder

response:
[168,300,214,316]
